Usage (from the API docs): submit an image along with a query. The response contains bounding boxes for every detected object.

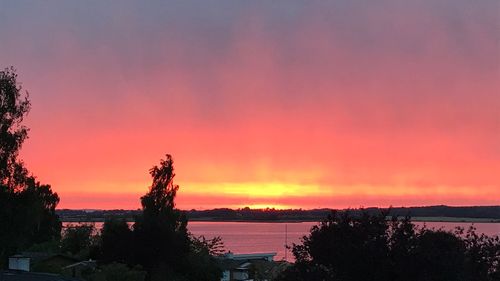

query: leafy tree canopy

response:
[0,67,30,189]
[0,67,61,267]
[278,211,500,281]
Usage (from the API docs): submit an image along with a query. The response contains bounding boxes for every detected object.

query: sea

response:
[63,221,500,262]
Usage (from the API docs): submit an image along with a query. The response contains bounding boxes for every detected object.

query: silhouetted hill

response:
[57,205,500,222]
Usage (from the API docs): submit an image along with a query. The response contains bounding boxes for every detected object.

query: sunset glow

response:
[0,1,498,209]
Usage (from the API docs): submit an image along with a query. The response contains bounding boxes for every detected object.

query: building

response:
[61,260,97,279]
[8,253,81,274]
[0,270,80,281]
[8,255,31,271]
[218,252,286,281]
[223,252,276,262]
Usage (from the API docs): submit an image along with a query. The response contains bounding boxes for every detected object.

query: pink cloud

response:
[0,1,497,209]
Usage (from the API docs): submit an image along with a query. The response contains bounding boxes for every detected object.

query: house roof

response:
[222,252,277,261]
[12,253,81,264]
[9,254,30,259]
[63,260,96,270]
[0,270,80,281]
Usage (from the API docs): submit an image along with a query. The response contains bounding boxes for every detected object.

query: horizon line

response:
[56,204,500,212]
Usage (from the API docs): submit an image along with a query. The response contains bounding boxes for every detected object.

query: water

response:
[188,221,500,261]
[189,222,312,261]
[64,221,499,261]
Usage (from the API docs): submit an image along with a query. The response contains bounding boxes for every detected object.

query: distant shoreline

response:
[58,206,500,224]
[191,217,500,223]
[61,217,500,224]
[399,217,500,223]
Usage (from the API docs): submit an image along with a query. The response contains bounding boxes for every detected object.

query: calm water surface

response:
[63,221,499,261]
[188,221,500,261]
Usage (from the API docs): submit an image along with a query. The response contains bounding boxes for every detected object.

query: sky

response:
[0,1,498,210]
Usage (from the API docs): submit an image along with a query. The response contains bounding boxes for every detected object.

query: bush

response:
[277,211,500,281]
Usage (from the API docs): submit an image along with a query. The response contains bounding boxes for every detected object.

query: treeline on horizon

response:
[57,205,500,222]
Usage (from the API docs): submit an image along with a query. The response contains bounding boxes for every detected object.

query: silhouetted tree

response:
[132,154,191,280]
[185,238,223,281]
[190,235,225,257]
[84,262,146,281]
[0,67,61,267]
[291,210,391,281]
[61,224,98,259]
[388,216,419,280]
[412,229,467,281]
[185,235,224,280]
[101,219,133,264]
[0,67,30,188]
[278,211,500,281]
[462,226,500,281]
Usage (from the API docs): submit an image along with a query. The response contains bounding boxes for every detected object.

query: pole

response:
[284,224,288,262]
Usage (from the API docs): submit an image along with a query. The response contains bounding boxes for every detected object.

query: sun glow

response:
[7,0,498,210]
[243,204,294,210]
[181,182,328,198]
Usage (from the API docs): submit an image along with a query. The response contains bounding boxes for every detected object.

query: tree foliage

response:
[84,262,147,281]
[100,219,133,264]
[185,235,224,281]
[0,67,30,189]
[0,67,61,267]
[277,211,500,281]
[61,224,99,259]
[133,155,190,279]
[126,154,222,281]
[190,235,225,257]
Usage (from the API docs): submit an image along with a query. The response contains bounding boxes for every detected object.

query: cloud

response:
[0,0,498,209]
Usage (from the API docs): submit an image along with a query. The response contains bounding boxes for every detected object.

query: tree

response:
[291,210,391,281]
[84,262,147,281]
[462,227,500,281]
[0,67,30,189]
[278,211,500,281]
[388,216,419,280]
[101,219,133,264]
[190,235,225,257]
[131,154,222,281]
[132,154,190,280]
[186,235,224,281]
[0,67,61,267]
[411,229,467,281]
[61,224,98,259]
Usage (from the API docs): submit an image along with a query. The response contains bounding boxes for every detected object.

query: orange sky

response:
[1,1,499,209]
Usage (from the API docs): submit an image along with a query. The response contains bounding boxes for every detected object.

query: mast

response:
[284,223,288,261]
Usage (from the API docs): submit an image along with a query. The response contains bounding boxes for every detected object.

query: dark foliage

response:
[100,219,133,264]
[53,155,222,280]
[0,68,61,267]
[0,67,30,189]
[277,211,500,281]
[185,235,225,280]
[132,155,191,279]
[60,224,100,259]
[190,235,225,257]
[462,226,500,281]
[84,262,147,281]
[130,154,221,281]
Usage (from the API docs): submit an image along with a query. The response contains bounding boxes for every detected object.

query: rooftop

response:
[0,270,79,281]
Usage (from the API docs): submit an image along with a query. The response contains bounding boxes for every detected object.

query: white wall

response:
[8,257,30,271]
